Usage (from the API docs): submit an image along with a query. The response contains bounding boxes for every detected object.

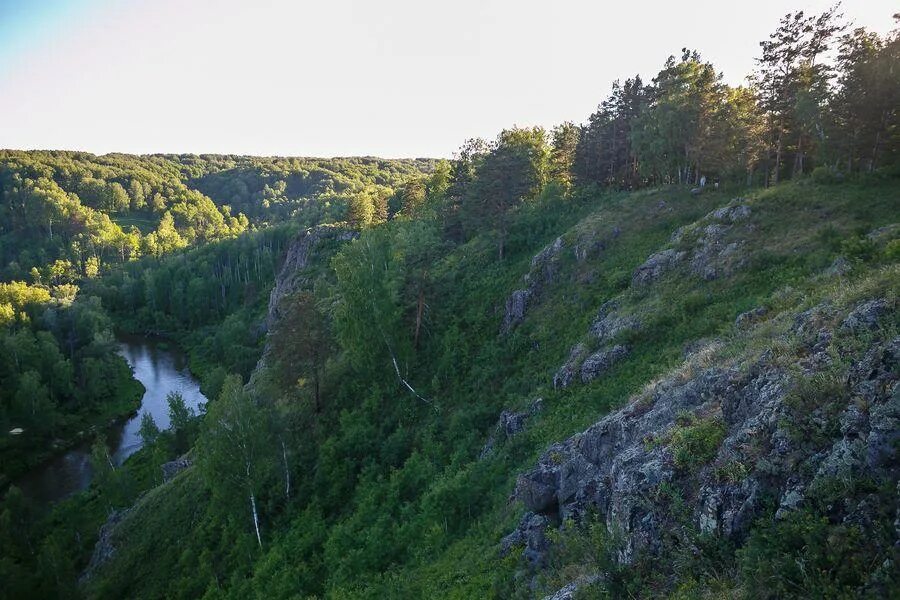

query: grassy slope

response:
[85,179,899,599]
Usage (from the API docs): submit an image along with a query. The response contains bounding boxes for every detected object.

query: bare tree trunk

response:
[249,493,262,548]
[281,440,290,500]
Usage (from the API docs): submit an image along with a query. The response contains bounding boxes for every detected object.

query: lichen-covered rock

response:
[480,399,546,459]
[589,302,641,343]
[506,308,899,570]
[580,345,629,383]
[840,298,889,333]
[501,512,551,568]
[710,203,751,223]
[735,307,768,330]
[632,249,685,285]
[542,574,602,600]
[81,509,130,583]
[501,238,565,333]
[502,289,532,334]
[554,343,588,390]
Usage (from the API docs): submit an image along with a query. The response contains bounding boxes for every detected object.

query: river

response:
[15,336,207,505]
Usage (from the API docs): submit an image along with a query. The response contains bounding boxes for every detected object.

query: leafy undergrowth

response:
[77,179,899,599]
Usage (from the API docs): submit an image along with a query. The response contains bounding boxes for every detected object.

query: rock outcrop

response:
[635,199,753,285]
[502,237,565,334]
[553,302,638,390]
[249,225,357,387]
[506,298,898,570]
[480,399,544,459]
[161,455,192,482]
[80,509,130,583]
[580,344,629,384]
[266,225,357,331]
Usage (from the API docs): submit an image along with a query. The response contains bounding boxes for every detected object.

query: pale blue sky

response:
[0,0,896,157]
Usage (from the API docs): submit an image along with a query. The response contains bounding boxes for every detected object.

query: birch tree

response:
[198,375,274,548]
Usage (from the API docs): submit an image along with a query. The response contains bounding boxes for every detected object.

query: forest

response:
[1,6,899,600]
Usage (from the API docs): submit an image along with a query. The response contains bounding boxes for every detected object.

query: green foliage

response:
[668,415,727,472]
[737,510,892,599]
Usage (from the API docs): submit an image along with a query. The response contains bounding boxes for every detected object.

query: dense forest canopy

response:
[0,6,899,600]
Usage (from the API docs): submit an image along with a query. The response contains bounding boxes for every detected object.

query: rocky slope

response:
[499,191,900,597]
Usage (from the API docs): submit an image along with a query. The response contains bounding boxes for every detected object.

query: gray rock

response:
[81,509,130,583]
[510,328,899,568]
[161,456,193,482]
[502,289,532,334]
[824,256,851,277]
[554,343,588,390]
[590,303,641,343]
[580,345,629,384]
[542,574,603,600]
[735,307,768,330]
[481,401,547,458]
[710,203,751,223]
[501,238,565,334]
[501,512,551,568]
[632,249,685,285]
[840,299,889,333]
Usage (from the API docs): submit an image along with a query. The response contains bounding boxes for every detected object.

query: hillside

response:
[1,6,899,599]
[71,178,899,598]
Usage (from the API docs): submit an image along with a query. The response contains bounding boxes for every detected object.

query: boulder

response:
[840,298,889,333]
[580,345,629,384]
[161,455,193,482]
[554,343,588,390]
[632,249,685,286]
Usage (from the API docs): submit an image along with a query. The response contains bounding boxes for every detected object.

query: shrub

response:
[669,415,726,472]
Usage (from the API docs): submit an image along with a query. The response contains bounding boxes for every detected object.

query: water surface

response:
[15,336,206,505]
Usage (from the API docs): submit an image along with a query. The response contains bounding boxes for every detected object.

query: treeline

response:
[0,151,249,282]
[573,7,899,188]
[444,8,899,208]
[181,154,437,224]
[0,151,435,282]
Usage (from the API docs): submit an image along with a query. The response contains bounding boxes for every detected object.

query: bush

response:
[669,415,726,471]
[738,510,878,599]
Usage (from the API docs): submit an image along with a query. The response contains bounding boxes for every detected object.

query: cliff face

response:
[248,224,357,387]
[265,224,357,332]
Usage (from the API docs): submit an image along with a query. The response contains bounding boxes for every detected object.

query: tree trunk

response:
[281,440,290,500]
[249,493,262,548]
[773,125,783,185]
[871,129,882,172]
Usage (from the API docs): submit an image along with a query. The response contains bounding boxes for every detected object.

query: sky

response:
[0,0,896,158]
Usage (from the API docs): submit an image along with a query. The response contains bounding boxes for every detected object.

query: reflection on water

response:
[15,336,207,505]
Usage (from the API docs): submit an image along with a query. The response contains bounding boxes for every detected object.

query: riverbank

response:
[0,367,143,494]
[9,336,207,506]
